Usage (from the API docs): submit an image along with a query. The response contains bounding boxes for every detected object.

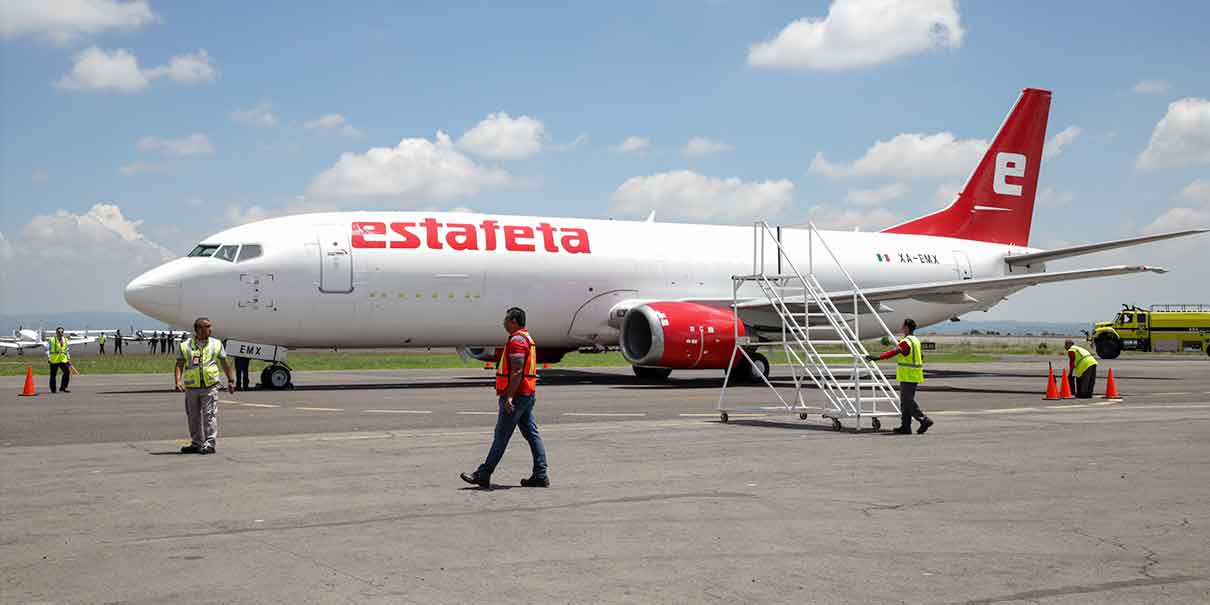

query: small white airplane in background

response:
[0,329,95,356]
[125,88,1208,388]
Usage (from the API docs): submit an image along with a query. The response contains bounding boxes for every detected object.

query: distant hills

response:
[919,320,1089,336]
[1,311,173,334]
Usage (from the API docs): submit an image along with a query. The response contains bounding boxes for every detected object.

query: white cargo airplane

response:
[0,329,95,356]
[125,88,1207,387]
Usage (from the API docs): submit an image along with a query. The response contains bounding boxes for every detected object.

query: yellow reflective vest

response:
[180,338,225,388]
[48,337,70,364]
[896,335,924,384]
[1070,344,1098,377]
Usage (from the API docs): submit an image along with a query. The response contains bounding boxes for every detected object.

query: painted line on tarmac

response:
[365,409,432,414]
[563,412,647,417]
[456,411,497,415]
[1153,392,1192,396]
[294,406,344,412]
[1045,403,1090,409]
[976,407,1040,414]
[221,400,280,408]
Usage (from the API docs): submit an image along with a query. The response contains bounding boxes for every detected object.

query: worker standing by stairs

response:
[867,319,934,435]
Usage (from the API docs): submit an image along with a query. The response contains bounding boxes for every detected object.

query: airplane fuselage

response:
[125,212,1033,348]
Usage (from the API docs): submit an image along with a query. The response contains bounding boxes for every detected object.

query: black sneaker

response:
[460,472,490,488]
[891,426,912,435]
[520,476,550,488]
[60,389,70,393]
[916,417,934,434]
[180,445,200,454]
[199,445,216,455]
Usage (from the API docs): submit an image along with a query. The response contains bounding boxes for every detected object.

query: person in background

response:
[1065,339,1099,398]
[97,332,106,355]
[47,327,72,394]
[867,318,934,435]
[114,329,123,355]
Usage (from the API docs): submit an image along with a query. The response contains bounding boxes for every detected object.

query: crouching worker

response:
[1065,339,1098,399]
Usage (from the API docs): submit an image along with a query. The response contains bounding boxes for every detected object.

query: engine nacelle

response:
[620,302,744,369]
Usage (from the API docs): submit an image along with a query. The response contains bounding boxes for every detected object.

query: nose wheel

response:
[260,364,293,389]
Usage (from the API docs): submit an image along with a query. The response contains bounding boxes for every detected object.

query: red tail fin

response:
[883,88,1051,246]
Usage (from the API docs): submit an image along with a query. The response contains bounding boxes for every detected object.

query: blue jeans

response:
[477,394,547,479]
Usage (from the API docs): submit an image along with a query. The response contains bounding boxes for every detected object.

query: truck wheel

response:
[1095,338,1121,360]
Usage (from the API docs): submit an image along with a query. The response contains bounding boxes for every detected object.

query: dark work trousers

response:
[48,362,70,393]
[114,340,122,355]
[899,381,927,428]
[234,356,251,389]
[1069,365,1098,399]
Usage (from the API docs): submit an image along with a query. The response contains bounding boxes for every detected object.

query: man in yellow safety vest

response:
[1065,339,1099,399]
[174,317,235,455]
[46,327,72,394]
[867,318,934,434]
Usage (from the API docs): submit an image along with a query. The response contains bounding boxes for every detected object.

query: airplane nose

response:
[124,269,182,324]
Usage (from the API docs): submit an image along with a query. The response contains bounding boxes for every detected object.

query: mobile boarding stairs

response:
[718,222,902,432]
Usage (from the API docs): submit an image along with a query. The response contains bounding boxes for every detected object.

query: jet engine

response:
[620,302,744,369]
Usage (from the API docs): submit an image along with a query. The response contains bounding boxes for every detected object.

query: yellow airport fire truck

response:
[1088,304,1210,359]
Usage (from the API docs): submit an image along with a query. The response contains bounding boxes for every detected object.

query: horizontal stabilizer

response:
[1005,229,1209,266]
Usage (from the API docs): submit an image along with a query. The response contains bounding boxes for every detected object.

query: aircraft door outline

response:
[318,228,354,293]
[953,251,973,280]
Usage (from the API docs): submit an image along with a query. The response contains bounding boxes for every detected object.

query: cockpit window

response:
[237,244,263,262]
[188,244,219,257]
[213,245,240,262]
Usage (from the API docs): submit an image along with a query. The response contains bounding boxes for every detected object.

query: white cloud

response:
[748,0,964,70]
[933,181,962,207]
[1036,186,1075,208]
[0,231,12,262]
[117,161,166,176]
[1137,98,1210,170]
[1179,178,1210,203]
[1133,80,1171,95]
[143,49,218,84]
[0,0,157,43]
[307,131,512,203]
[136,133,214,156]
[223,204,280,226]
[54,46,218,93]
[303,113,362,137]
[231,102,278,127]
[0,204,176,313]
[806,205,903,231]
[31,169,49,183]
[682,136,734,157]
[610,136,650,153]
[457,112,546,159]
[810,132,987,179]
[1043,125,1082,160]
[844,182,909,206]
[609,170,793,222]
[549,133,588,152]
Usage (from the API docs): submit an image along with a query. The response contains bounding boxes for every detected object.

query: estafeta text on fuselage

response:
[351,219,592,254]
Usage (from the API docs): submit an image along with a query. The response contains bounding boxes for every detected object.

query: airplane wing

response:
[735,265,1167,314]
[0,340,44,350]
[1005,229,1208,267]
[67,337,96,346]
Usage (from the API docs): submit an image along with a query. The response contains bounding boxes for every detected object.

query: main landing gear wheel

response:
[831,418,843,431]
[632,365,673,380]
[261,365,292,390]
[871,418,882,431]
[746,352,771,382]
[799,413,810,420]
[720,411,729,423]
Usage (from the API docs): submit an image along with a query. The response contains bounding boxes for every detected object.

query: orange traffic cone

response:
[18,366,37,396]
[1043,367,1060,400]
[542,363,549,369]
[1103,367,1120,399]
[1059,368,1075,399]
[484,362,494,370]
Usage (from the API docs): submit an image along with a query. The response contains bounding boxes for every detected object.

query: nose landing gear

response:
[260,364,293,389]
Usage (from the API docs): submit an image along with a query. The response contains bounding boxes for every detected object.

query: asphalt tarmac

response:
[2,359,1209,603]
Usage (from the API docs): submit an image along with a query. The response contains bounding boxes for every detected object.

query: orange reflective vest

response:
[495,330,537,395]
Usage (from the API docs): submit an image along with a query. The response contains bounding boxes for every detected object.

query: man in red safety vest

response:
[462,307,549,488]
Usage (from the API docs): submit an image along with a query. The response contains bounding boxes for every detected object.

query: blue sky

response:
[2,0,1209,320]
